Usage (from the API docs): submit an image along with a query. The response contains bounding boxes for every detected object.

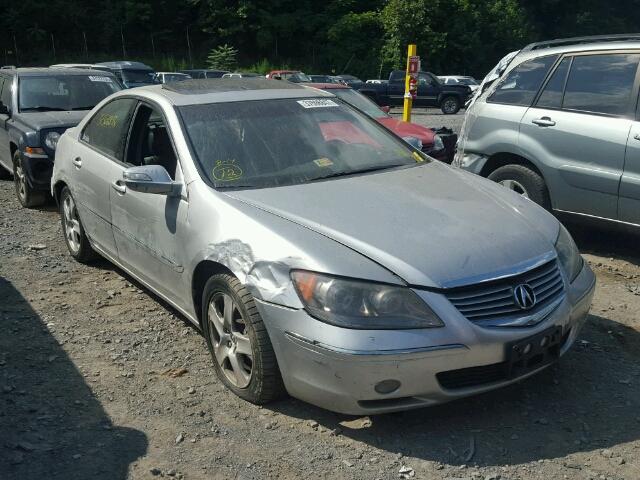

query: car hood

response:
[225,162,560,289]
[377,117,435,145]
[18,111,88,130]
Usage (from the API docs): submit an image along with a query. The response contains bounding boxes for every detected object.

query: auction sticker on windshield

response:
[88,76,113,83]
[297,99,338,109]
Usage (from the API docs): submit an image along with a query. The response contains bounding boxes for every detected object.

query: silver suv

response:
[455,34,640,228]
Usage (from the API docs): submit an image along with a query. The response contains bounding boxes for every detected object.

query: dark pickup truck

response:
[359,70,472,114]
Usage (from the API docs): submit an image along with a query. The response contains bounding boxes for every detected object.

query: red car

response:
[306,83,455,162]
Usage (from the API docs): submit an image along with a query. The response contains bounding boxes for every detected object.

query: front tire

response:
[488,164,551,210]
[59,186,98,263]
[13,151,45,208]
[201,274,285,404]
[440,96,461,114]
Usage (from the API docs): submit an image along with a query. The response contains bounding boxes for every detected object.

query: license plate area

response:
[506,326,563,378]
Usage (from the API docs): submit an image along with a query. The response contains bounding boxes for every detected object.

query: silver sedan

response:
[51,78,595,415]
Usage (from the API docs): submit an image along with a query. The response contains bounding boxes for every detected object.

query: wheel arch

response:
[191,260,235,326]
[52,180,67,205]
[480,152,546,181]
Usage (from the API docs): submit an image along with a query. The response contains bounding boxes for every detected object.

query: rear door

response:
[620,87,640,225]
[73,97,138,254]
[0,74,12,169]
[519,52,640,219]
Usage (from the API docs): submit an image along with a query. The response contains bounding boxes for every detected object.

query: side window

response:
[81,98,137,160]
[125,104,178,179]
[418,73,435,86]
[562,53,640,116]
[488,55,558,106]
[536,57,571,109]
[0,76,12,109]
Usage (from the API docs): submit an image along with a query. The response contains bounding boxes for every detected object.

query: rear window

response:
[562,54,640,116]
[18,75,120,112]
[488,55,558,106]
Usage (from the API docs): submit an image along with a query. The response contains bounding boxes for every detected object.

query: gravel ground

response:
[1,176,640,480]
[389,107,465,133]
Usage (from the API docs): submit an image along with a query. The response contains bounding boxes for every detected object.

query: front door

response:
[110,102,189,307]
[73,97,138,254]
[416,72,439,107]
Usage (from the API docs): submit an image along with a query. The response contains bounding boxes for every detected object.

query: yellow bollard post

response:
[403,44,417,122]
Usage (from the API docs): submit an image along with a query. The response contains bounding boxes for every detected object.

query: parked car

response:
[336,74,364,90]
[455,34,640,228]
[306,82,456,162]
[154,72,191,84]
[51,77,594,415]
[308,75,339,83]
[359,70,472,114]
[266,70,312,82]
[0,67,121,206]
[439,75,480,92]
[221,72,261,78]
[94,61,156,88]
[179,69,228,79]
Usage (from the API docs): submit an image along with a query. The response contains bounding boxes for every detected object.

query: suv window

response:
[488,55,558,106]
[536,57,571,109]
[0,75,12,109]
[81,98,137,160]
[125,104,178,179]
[562,53,640,116]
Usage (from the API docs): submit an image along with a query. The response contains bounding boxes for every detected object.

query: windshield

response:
[179,97,424,189]
[121,70,155,84]
[285,72,313,83]
[330,88,388,118]
[19,75,121,112]
[164,73,190,82]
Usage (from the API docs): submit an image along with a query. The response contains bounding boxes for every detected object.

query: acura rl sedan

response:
[51,78,596,415]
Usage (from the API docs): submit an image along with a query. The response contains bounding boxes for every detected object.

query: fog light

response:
[523,343,532,355]
[540,336,549,347]
[374,379,401,394]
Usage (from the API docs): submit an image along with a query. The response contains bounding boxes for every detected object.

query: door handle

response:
[111,181,126,195]
[532,117,556,127]
[72,157,82,168]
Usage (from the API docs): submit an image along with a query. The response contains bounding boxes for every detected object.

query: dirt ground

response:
[1,175,639,480]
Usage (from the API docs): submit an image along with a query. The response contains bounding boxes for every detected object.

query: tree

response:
[206,44,238,70]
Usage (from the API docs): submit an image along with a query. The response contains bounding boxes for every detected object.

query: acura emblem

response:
[513,284,536,310]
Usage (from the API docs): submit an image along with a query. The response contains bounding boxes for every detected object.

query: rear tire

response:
[488,164,551,210]
[440,96,461,114]
[59,186,98,263]
[201,274,285,405]
[13,151,45,208]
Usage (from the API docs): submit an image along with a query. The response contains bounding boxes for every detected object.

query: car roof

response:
[511,38,640,67]
[134,77,333,106]
[305,82,349,90]
[7,67,116,77]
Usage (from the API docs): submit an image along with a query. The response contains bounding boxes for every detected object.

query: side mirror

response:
[123,165,181,196]
[380,105,391,114]
[0,103,10,116]
[402,136,423,150]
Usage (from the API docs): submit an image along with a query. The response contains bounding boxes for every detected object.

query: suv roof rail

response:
[522,33,640,52]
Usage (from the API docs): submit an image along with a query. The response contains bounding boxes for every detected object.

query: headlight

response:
[291,270,444,329]
[44,131,61,151]
[432,134,445,151]
[555,224,583,283]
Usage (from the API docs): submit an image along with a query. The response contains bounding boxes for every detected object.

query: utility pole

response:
[51,33,56,61]
[120,26,126,59]
[83,31,89,60]
[186,26,193,68]
[13,34,19,66]
[151,33,156,59]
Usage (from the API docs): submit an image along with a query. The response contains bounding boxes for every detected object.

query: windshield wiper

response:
[309,163,410,182]
[21,106,67,112]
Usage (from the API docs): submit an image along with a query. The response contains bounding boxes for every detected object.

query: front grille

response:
[445,259,564,326]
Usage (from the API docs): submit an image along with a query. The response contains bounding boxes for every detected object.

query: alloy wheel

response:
[499,179,530,198]
[62,194,82,253]
[14,163,27,202]
[208,293,253,388]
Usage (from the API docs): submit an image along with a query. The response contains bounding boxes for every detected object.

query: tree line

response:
[1,0,639,78]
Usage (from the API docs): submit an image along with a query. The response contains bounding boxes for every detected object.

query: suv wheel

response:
[488,164,551,209]
[441,96,461,114]
[13,151,45,208]
[59,186,98,262]
[201,274,285,404]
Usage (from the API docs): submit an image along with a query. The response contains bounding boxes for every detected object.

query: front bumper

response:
[257,262,596,415]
